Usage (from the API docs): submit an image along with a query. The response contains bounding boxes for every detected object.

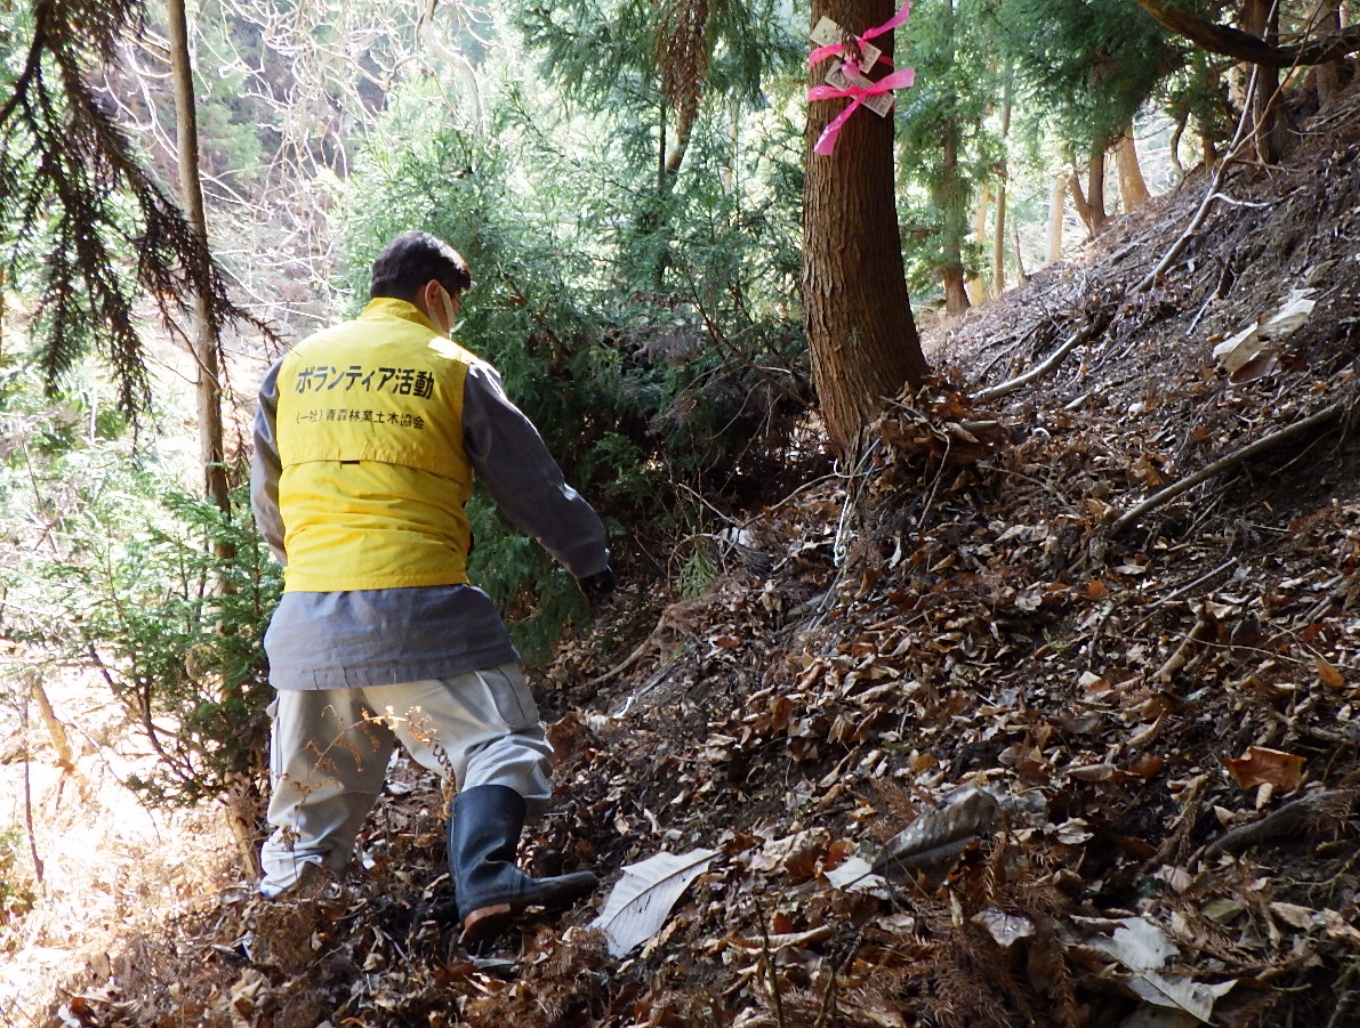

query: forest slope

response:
[24,85,1360,1028]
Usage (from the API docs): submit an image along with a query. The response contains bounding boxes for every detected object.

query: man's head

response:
[369,231,472,334]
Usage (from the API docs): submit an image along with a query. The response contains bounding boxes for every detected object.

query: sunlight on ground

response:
[0,664,239,1026]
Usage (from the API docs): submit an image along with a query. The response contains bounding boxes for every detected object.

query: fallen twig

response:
[754,896,789,1028]
[1148,558,1240,613]
[1109,401,1346,537]
[589,630,656,686]
[973,323,1041,384]
[974,325,1096,402]
[1151,603,1217,685]
[605,641,692,713]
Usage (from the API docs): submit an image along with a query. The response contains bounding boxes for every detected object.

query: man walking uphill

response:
[251,230,613,943]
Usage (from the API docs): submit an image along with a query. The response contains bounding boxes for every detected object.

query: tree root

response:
[1109,401,1347,537]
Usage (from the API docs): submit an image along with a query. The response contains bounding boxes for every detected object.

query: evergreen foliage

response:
[998,0,1177,152]
[333,69,810,659]
[510,0,803,288]
[0,355,278,806]
[895,0,1006,296]
[0,0,268,415]
[511,0,802,116]
[62,487,278,805]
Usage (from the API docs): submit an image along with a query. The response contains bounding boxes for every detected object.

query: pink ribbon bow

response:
[808,2,911,75]
[806,3,915,156]
[807,66,916,156]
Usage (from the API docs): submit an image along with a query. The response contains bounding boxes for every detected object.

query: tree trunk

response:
[967,182,990,306]
[1085,144,1108,234]
[803,0,929,459]
[990,180,1008,296]
[419,0,483,133]
[1313,1,1345,106]
[934,0,970,316]
[1168,113,1187,183]
[1242,0,1282,163]
[639,98,673,291]
[937,114,971,316]
[1047,175,1066,264]
[1201,130,1220,168]
[992,75,1012,295]
[167,0,231,522]
[1067,171,1093,233]
[1012,226,1028,285]
[665,100,697,179]
[1115,130,1151,211]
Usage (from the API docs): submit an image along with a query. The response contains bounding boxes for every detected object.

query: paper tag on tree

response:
[824,61,894,117]
[810,16,883,73]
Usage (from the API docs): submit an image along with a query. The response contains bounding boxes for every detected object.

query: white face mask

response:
[435,283,459,335]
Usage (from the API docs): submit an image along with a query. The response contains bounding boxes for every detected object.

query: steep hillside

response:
[23,88,1360,1028]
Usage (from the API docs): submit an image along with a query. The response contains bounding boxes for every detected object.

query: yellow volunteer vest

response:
[275,298,476,592]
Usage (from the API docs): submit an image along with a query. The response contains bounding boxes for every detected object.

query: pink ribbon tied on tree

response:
[806,3,915,156]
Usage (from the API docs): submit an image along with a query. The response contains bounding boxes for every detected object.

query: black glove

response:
[578,566,615,606]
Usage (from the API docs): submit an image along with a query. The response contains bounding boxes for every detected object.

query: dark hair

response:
[369,231,472,301]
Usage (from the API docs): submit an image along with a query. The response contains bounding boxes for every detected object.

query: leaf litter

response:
[15,89,1360,1028]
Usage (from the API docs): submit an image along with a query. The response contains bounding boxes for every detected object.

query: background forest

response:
[3,0,1326,779]
[2,0,1359,1024]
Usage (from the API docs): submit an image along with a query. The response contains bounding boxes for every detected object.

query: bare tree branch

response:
[1129,0,1360,67]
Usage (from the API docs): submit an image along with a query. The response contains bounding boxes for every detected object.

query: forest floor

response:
[7,85,1360,1028]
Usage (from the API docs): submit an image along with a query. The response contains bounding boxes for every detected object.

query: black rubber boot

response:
[449,784,598,944]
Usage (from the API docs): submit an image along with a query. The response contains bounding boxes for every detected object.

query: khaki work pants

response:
[259,664,553,897]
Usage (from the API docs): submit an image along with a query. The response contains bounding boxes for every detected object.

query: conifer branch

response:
[1130,0,1360,67]
[0,0,274,415]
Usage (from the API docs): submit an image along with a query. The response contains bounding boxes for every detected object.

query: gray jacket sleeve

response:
[461,362,609,580]
[250,359,288,566]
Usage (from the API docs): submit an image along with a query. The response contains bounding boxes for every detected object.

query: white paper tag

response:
[824,61,894,117]
[810,16,883,73]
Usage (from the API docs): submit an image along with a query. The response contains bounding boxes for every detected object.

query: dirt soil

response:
[9,87,1360,1028]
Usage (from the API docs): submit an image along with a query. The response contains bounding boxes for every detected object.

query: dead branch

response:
[1152,603,1216,685]
[1133,55,1271,294]
[1148,557,1240,613]
[973,323,1042,384]
[590,619,664,686]
[1131,0,1360,67]
[973,323,1097,402]
[20,693,44,884]
[1109,401,1346,537]
[753,895,789,1028]
[29,673,74,771]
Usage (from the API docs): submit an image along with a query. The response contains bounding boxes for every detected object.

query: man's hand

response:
[577,566,615,606]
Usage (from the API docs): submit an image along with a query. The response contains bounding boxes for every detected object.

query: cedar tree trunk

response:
[1242,0,1283,163]
[992,76,1012,294]
[803,0,928,458]
[1085,144,1108,235]
[1047,175,1065,264]
[937,114,971,315]
[967,182,989,305]
[1115,130,1151,211]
